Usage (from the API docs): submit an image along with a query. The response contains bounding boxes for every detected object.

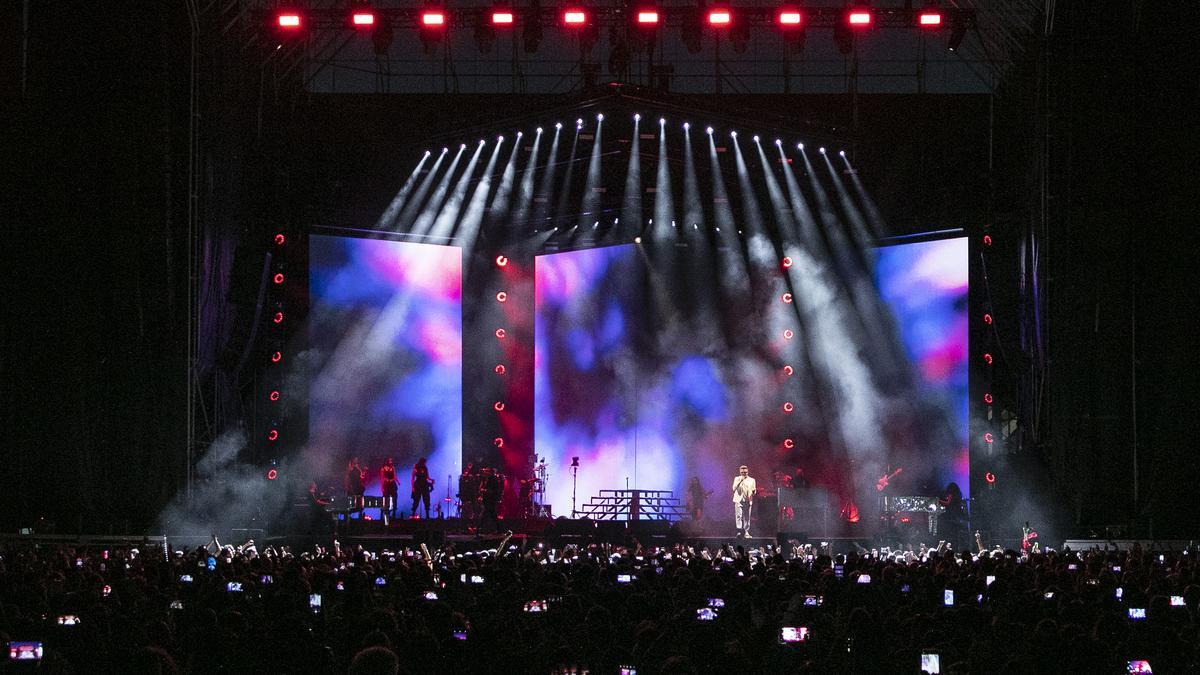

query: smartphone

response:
[617,574,632,583]
[696,607,717,621]
[452,629,468,641]
[336,581,345,591]
[206,556,217,571]
[900,584,911,594]
[857,574,872,584]
[374,577,387,586]
[618,666,636,675]
[985,575,996,586]
[803,595,822,606]
[75,558,83,568]
[260,575,273,585]
[707,598,725,608]
[1128,607,1146,620]
[943,589,954,606]
[1044,591,1054,600]
[1087,578,1099,586]
[1113,566,1122,573]
[921,652,941,674]
[524,600,548,613]
[102,584,112,598]
[470,575,484,584]
[309,593,322,612]
[834,564,844,579]
[423,590,438,601]
[179,574,193,583]
[56,615,80,626]
[1116,587,1124,600]
[1170,596,1184,607]
[170,600,183,610]
[226,582,243,593]
[779,626,809,644]
[8,642,43,661]
[1127,660,1153,673]
[1067,563,1078,571]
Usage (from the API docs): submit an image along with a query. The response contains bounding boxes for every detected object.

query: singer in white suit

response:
[732,465,756,538]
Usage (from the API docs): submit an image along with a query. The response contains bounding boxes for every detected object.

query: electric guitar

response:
[876,467,902,492]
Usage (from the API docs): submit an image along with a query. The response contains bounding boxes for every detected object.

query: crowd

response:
[1,535,1197,674]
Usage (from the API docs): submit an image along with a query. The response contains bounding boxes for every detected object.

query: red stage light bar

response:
[847,10,872,26]
[707,9,731,25]
[636,10,659,25]
[562,9,587,25]
[778,10,802,26]
[918,11,942,26]
[276,12,302,28]
[421,10,446,26]
[352,11,375,26]
[492,10,515,24]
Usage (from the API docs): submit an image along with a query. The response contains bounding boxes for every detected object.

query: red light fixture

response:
[267,429,279,441]
[778,10,802,26]
[273,233,286,246]
[783,365,794,376]
[782,402,795,413]
[276,12,303,29]
[271,351,283,363]
[636,9,659,25]
[707,8,731,26]
[783,329,794,340]
[983,352,993,365]
[985,471,996,484]
[491,10,515,24]
[983,392,993,404]
[562,9,587,25]
[983,313,993,324]
[269,390,281,402]
[847,10,872,26]
[783,438,795,449]
[983,234,993,246]
[494,364,506,375]
[495,328,506,339]
[983,432,994,444]
[421,10,446,26]
[781,256,793,268]
[267,469,279,480]
[272,312,284,324]
[352,11,376,26]
[917,11,942,26]
[494,401,506,411]
[273,273,284,285]
[496,255,509,267]
[781,292,793,303]
[493,437,505,447]
[496,291,507,302]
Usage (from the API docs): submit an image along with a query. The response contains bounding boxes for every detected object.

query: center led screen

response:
[308,235,462,513]
[535,237,968,516]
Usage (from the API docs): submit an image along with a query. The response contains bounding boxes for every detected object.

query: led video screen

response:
[308,235,462,514]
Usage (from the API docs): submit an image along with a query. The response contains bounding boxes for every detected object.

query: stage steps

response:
[576,489,689,521]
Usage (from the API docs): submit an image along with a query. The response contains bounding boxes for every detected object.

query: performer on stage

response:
[344,458,366,514]
[476,467,503,533]
[380,457,398,522]
[732,465,757,538]
[686,477,711,521]
[411,457,434,519]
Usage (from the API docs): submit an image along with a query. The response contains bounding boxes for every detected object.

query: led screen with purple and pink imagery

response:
[534,237,968,514]
[308,235,462,512]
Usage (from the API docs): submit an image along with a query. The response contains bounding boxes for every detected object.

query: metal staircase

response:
[576,489,688,521]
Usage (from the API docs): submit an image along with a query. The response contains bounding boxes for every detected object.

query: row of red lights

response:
[493,254,510,449]
[277,7,946,30]
[267,232,287,444]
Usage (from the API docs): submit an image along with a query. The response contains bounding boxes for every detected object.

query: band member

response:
[937,481,967,550]
[1021,521,1038,553]
[380,458,399,521]
[732,465,756,538]
[411,457,434,519]
[686,477,711,521]
[344,458,366,514]
[476,467,503,533]
[459,463,479,521]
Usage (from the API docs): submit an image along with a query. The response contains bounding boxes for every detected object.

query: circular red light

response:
[269,390,280,402]
[782,293,793,303]
[494,364,506,375]
[494,401,505,412]
[783,438,795,449]
[274,233,286,246]
[272,312,284,324]
[273,273,285,285]
[493,437,505,448]
[783,365,793,376]
[783,329,794,339]
[985,471,996,484]
[271,351,282,363]
[983,432,994,443]
[781,257,793,268]
[267,469,278,480]
[496,255,509,267]
[983,393,993,404]
[497,292,507,302]
[983,234,993,246]
[983,353,993,365]
[783,402,794,413]
[495,328,506,339]
[983,313,993,324]
[267,429,279,441]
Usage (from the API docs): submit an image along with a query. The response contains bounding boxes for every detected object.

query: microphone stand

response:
[571,465,579,519]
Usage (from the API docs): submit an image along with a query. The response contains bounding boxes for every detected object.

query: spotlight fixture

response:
[635,9,659,25]
[634,236,642,244]
[351,6,375,27]
[753,135,760,142]
[562,8,587,25]
[707,8,731,25]
[576,118,583,127]
[634,113,641,121]
[683,122,690,130]
[659,117,666,125]
[839,149,846,156]
[555,122,563,129]
[496,255,509,267]
[491,9,515,24]
[819,147,826,154]
[847,8,872,26]
[706,126,713,134]
[516,131,522,137]
[498,135,505,142]
[777,9,802,26]
[730,130,737,138]
[797,143,804,150]
[421,8,446,26]
[276,10,303,29]
[536,127,543,133]
[774,139,781,146]
[597,113,604,121]
[918,9,943,27]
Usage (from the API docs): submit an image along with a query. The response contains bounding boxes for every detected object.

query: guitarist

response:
[686,477,712,521]
[410,457,435,519]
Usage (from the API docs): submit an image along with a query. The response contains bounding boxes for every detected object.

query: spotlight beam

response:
[509,127,544,227]
[374,151,432,230]
[407,145,467,234]
[419,140,486,236]
[396,147,455,231]
[528,124,562,240]
[706,130,750,300]
[576,114,605,230]
[620,114,642,243]
[730,135,774,270]
[447,135,506,258]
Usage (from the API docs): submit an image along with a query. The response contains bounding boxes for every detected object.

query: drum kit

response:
[454,455,551,519]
